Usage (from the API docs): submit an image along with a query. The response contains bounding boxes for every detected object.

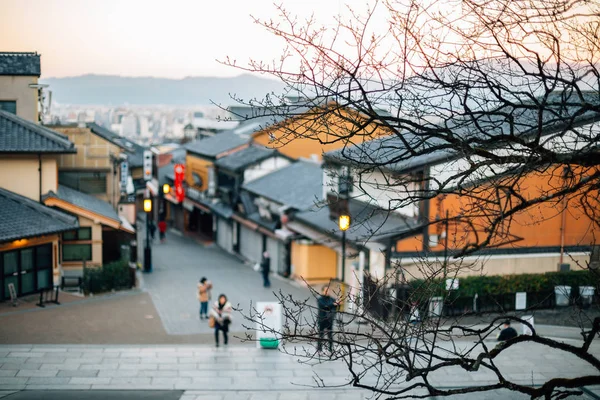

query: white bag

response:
[253,263,261,272]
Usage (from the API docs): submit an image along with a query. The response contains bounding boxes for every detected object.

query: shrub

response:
[83,260,132,294]
[407,270,597,297]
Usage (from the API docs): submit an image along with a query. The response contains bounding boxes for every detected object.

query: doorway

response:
[1,244,53,300]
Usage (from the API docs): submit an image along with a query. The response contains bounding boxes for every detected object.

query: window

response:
[59,172,107,194]
[63,228,92,241]
[62,228,92,262]
[0,101,16,114]
[338,166,354,195]
[62,244,92,262]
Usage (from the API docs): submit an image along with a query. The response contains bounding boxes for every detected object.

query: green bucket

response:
[260,338,279,349]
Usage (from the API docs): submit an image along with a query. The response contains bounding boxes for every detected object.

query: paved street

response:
[0,343,598,399]
[1,229,599,399]
[143,230,313,335]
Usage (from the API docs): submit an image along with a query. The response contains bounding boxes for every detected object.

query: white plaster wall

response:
[244,156,291,182]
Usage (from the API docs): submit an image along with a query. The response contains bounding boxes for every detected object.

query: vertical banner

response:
[120,160,129,193]
[174,163,185,203]
[143,150,153,181]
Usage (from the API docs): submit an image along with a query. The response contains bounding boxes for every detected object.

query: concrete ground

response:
[143,230,312,335]
[0,343,598,399]
[0,229,314,345]
[1,229,599,399]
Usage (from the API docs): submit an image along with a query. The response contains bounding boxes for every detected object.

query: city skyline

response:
[0,0,348,79]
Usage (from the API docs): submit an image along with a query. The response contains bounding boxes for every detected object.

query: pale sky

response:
[0,0,350,79]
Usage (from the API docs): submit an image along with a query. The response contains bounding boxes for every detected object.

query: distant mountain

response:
[40,74,287,106]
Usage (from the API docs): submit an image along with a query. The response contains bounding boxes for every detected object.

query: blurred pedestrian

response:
[197,277,212,320]
[260,251,271,288]
[409,302,421,324]
[149,220,156,241]
[497,320,518,341]
[158,220,167,243]
[317,286,339,353]
[209,294,233,347]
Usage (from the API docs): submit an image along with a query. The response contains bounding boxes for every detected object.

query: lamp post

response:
[160,183,170,222]
[338,214,351,283]
[338,214,351,312]
[143,198,152,273]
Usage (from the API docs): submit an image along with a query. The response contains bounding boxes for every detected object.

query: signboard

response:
[521,315,534,335]
[143,150,153,181]
[8,283,17,306]
[515,292,527,310]
[174,163,185,203]
[256,302,282,349]
[445,278,459,291]
[182,199,194,212]
[120,160,129,192]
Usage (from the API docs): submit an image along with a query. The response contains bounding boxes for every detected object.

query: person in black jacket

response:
[317,286,339,353]
[497,320,518,341]
[260,252,271,288]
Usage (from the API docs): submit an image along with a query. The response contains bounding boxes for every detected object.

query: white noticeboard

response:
[256,302,282,349]
[521,315,534,336]
[515,292,527,311]
[445,278,459,291]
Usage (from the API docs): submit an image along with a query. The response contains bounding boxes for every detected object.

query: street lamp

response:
[162,184,170,194]
[338,214,351,283]
[143,198,152,273]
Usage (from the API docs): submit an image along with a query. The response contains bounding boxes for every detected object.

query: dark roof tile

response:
[0,188,79,243]
[294,198,419,244]
[242,161,323,210]
[44,185,120,222]
[185,130,249,159]
[0,110,76,153]
[215,145,277,172]
[0,52,41,76]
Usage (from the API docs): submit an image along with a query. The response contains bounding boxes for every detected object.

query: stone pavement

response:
[142,230,313,335]
[0,342,598,399]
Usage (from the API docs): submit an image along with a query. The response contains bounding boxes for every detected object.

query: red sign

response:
[174,164,185,203]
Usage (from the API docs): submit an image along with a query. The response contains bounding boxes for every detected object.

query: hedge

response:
[83,260,133,294]
[407,270,598,297]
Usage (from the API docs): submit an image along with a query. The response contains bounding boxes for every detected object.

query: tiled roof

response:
[0,110,76,153]
[0,188,79,243]
[185,130,250,159]
[214,145,277,172]
[43,185,120,223]
[185,113,300,159]
[294,198,419,245]
[87,123,146,167]
[323,134,453,173]
[324,91,600,173]
[242,160,323,210]
[0,52,41,76]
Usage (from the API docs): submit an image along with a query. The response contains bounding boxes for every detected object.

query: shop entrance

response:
[1,243,53,300]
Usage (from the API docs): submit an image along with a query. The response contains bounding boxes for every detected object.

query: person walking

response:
[317,286,339,353]
[209,294,233,347]
[158,220,167,243]
[197,277,212,320]
[260,252,271,288]
[149,220,157,241]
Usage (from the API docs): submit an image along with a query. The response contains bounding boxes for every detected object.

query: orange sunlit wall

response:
[253,105,391,160]
[185,154,212,192]
[396,165,599,253]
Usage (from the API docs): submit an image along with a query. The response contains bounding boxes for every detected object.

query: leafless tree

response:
[224,0,600,398]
